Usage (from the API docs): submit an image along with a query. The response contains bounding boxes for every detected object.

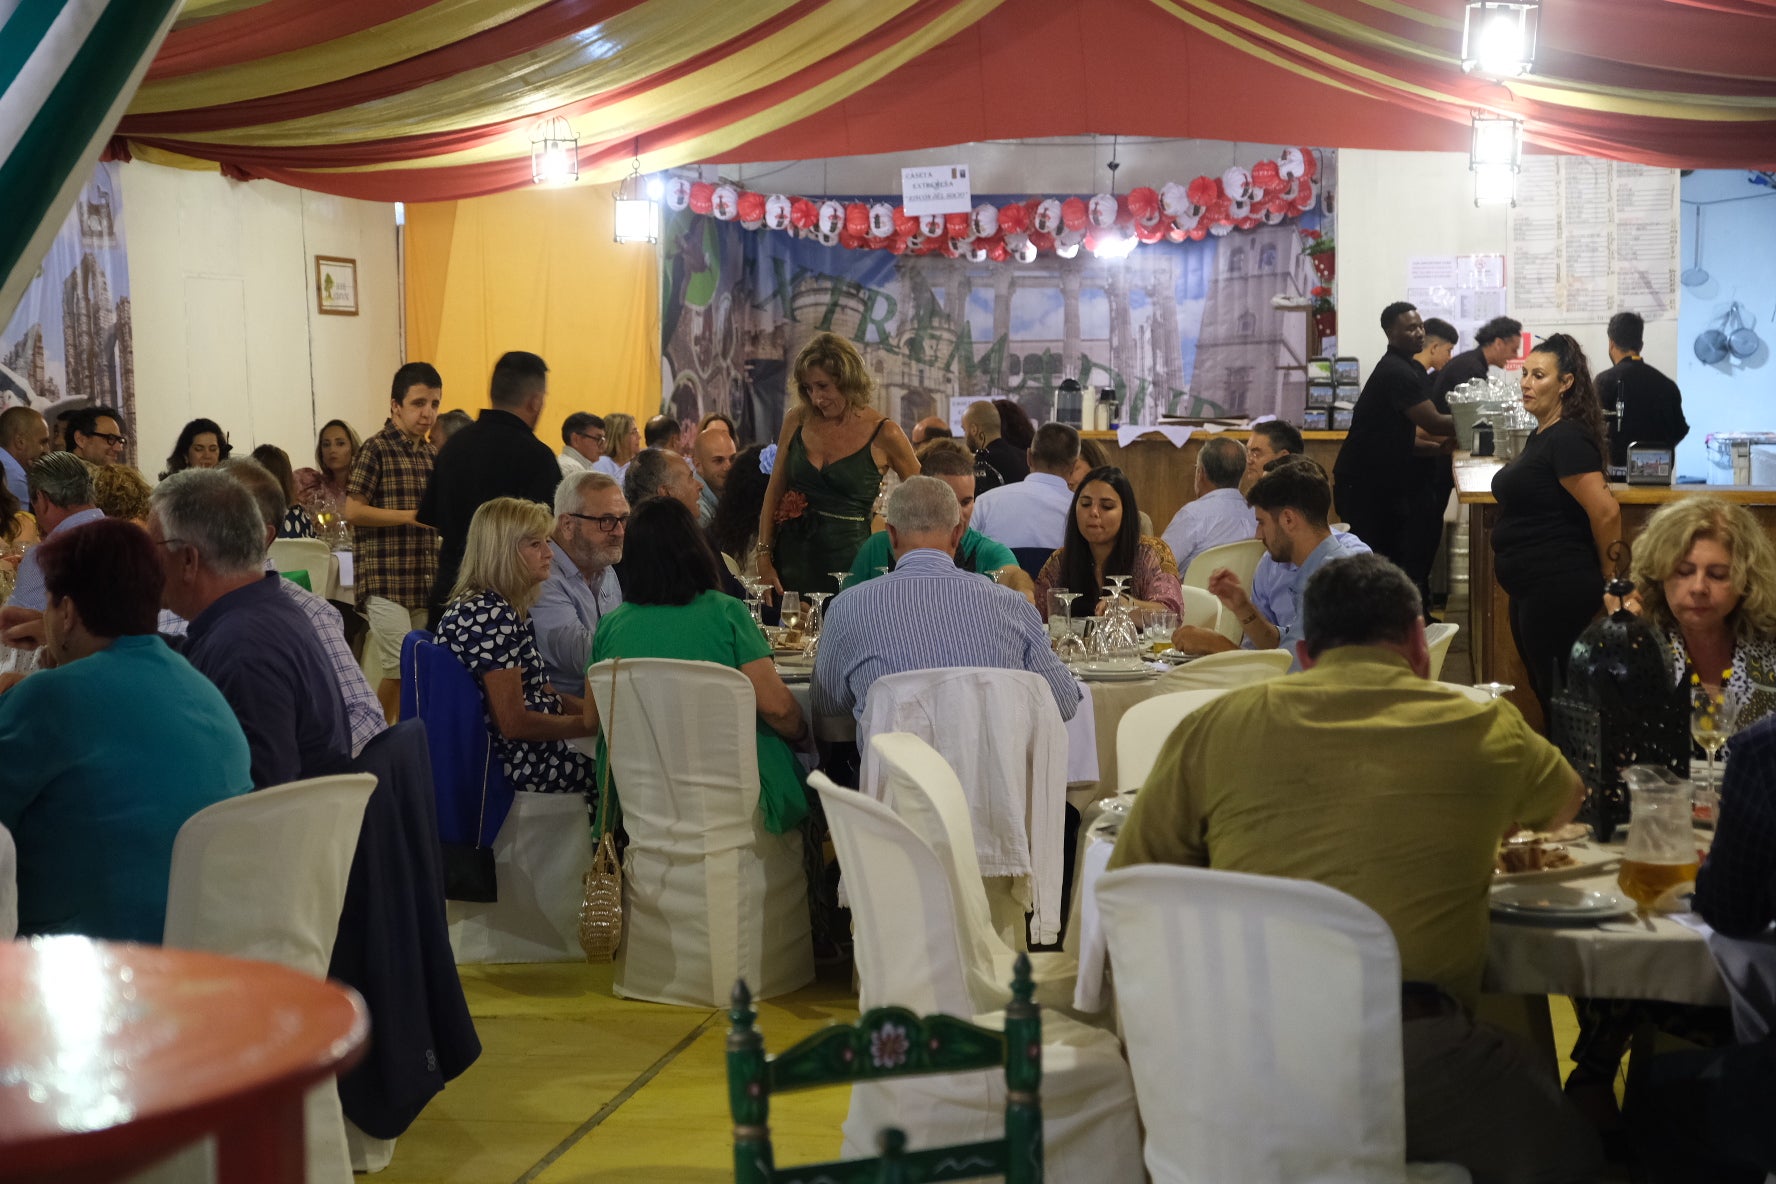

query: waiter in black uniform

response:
[1332,302,1456,585]
[1398,316,1525,606]
[1596,311,1687,471]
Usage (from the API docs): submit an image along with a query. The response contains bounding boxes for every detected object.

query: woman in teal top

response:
[0,518,251,942]
[755,332,919,596]
[589,497,810,833]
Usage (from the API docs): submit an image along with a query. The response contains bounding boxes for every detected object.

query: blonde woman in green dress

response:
[755,333,918,597]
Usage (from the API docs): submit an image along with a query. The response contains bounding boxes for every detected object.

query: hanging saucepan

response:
[1695,310,1730,365]
[1727,302,1762,359]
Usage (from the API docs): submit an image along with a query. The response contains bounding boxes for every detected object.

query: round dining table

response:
[0,936,369,1184]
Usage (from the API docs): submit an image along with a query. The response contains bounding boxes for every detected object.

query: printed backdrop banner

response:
[660,195,1327,445]
[1,162,136,459]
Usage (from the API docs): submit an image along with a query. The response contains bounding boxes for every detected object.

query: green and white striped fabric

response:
[0,0,180,326]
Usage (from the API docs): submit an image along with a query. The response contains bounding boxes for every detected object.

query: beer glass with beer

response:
[1617,764,1701,912]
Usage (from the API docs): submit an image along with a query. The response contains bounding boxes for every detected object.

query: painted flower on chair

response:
[774,490,808,525]
[870,1023,910,1069]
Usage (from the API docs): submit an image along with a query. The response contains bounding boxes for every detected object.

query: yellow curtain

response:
[404,180,660,448]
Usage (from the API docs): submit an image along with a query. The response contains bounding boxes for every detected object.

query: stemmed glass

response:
[1054,591,1087,665]
[827,571,850,594]
[739,577,767,630]
[803,592,832,653]
[779,592,803,637]
[1473,681,1515,700]
[1692,682,1741,792]
[1106,574,1132,608]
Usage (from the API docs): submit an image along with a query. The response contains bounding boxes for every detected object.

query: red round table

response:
[0,936,368,1184]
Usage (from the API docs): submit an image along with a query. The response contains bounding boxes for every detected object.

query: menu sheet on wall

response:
[1509,157,1680,325]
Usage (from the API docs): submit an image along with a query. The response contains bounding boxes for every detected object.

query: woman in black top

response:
[1490,333,1621,713]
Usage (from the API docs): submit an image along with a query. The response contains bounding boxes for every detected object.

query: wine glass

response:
[1692,684,1741,792]
[804,591,832,651]
[1143,610,1178,656]
[779,592,803,638]
[739,576,768,630]
[1055,591,1087,665]
[1473,681,1515,700]
[1106,574,1132,609]
[828,571,850,594]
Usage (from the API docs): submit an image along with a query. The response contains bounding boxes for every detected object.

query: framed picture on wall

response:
[315,255,358,316]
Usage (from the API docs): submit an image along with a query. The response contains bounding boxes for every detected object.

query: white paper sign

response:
[901,164,972,215]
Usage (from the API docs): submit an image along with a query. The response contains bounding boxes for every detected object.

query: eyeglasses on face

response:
[88,432,127,446]
[566,512,628,533]
[575,431,607,446]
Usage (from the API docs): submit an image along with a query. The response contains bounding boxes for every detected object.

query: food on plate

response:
[1495,828,1581,875]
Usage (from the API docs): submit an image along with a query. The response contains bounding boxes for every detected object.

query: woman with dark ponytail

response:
[1489,333,1621,714]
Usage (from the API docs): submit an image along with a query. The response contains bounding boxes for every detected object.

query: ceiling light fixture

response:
[613,154,660,244]
[1470,113,1524,206]
[530,116,579,186]
[1461,2,1540,78]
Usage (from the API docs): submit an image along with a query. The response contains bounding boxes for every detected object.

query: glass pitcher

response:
[1617,765,1700,912]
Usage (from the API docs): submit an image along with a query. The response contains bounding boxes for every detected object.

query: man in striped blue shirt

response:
[813,476,1079,724]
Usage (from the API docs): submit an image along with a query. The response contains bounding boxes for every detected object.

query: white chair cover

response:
[446,790,592,964]
[859,667,1067,944]
[269,537,335,600]
[1095,864,1470,1184]
[811,775,1145,1183]
[162,774,378,1184]
[870,734,1078,1014]
[0,821,14,940]
[588,658,812,1006]
[1425,621,1460,681]
[1113,689,1228,793]
[1156,647,1291,693]
[1178,583,1236,643]
[1182,537,1265,592]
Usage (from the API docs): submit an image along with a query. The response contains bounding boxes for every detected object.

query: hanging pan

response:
[1695,316,1730,365]
[1727,302,1762,359]
[1681,206,1710,288]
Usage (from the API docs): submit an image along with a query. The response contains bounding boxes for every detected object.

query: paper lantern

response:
[949,236,972,255]
[844,203,870,236]
[893,206,918,236]
[1221,166,1253,203]
[1186,175,1221,208]
[665,177,693,210]
[1300,148,1319,181]
[969,242,990,263]
[1159,181,1191,218]
[1061,197,1088,231]
[1236,215,1261,230]
[838,230,865,249]
[1292,179,1317,211]
[1250,160,1282,194]
[1187,226,1207,241]
[688,182,715,215]
[1209,221,1234,237]
[1135,220,1168,243]
[1055,240,1081,259]
[1228,198,1252,220]
[919,213,946,238]
[1128,186,1161,226]
[737,191,766,224]
[764,194,792,230]
[1277,147,1308,180]
[868,202,895,238]
[818,200,845,235]
[945,211,972,237]
[1034,198,1064,234]
[790,199,817,229]
[1012,238,1038,263]
[1166,223,1189,243]
[998,202,1029,235]
[1261,198,1290,225]
[711,185,738,220]
[988,240,1009,263]
[817,226,841,246]
[889,236,910,255]
[1088,193,1118,228]
[971,203,1000,238]
[1056,226,1086,248]
[1028,229,1055,251]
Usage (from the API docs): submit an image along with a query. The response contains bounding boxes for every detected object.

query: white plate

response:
[1489,883,1637,921]
[1074,666,1161,683]
[1157,650,1203,665]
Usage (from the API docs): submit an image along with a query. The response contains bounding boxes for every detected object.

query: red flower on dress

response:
[774,491,808,525]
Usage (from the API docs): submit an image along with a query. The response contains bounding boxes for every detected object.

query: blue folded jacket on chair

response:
[399,630,513,848]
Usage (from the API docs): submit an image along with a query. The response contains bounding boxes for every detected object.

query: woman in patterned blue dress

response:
[435,497,595,793]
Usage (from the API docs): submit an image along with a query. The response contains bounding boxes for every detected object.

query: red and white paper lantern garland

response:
[666,149,1320,259]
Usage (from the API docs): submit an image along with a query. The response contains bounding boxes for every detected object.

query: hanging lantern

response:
[613,159,660,244]
[1128,186,1162,226]
[1011,238,1038,263]
[1034,198,1064,234]
[1462,1,1540,78]
[1277,147,1307,181]
[844,203,870,236]
[971,202,1000,238]
[1060,197,1089,231]
[710,185,739,221]
[998,202,1029,235]
[736,191,766,229]
[818,200,846,235]
[664,177,693,210]
[1088,193,1118,228]
[1159,182,1191,218]
[1471,113,1523,206]
[892,206,918,236]
[919,212,946,238]
[530,116,579,186]
[867,202,895,237]
[765,194,792,230]
[1055,239,1081,260]
[1221,165,1253,203]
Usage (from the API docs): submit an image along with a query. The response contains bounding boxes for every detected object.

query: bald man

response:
[962,401,1025,495]
[911,416,952,446]
[0,406,49,504]
[691,427,736,526]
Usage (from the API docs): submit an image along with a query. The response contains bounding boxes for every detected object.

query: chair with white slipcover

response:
[162,773,378,1184]
[1114,688,1229,793]
[1425,621,1460,681]
[443,789,591,964]
[1156,647,1292,693]
[1178,582,1239,645]
[859,667,1067,947]
[270,537,335,600]
[810,773,1145,1182]
[1095,864,1470,1184]
[587,657,812,1007]
[1182,537,1265,592]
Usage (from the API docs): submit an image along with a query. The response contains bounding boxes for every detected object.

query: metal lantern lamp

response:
[530,117,579,186]
[1470,114,1523,207]
[1461,2,1539,78]
[1550,565,1690,842]
[613,158,661,245]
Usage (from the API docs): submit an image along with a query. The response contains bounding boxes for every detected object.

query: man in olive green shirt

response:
[1111,553,1600,1183]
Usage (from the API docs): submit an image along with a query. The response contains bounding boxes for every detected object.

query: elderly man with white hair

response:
[531,469,627,697]
[812,475,1078,723]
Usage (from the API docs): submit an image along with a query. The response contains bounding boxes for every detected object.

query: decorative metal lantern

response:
[1550,569,1690,842]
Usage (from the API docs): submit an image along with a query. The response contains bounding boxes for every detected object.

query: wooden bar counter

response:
[1084,429,1347,530]
[1457,453,1776,730]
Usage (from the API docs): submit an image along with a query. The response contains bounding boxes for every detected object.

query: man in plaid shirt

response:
[346,362,442,721]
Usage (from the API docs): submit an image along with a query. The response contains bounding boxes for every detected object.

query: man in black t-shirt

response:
[1596,311,1687,471]
[1331,302,1455,587]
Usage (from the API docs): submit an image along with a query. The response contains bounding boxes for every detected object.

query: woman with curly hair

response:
[1630,495,1776,728]
[160,418,232,480]
[754,332,918,596]
[1488,333,1620,712]
[90,465,152,524]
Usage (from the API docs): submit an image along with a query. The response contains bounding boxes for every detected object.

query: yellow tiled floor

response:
[374,962,858,1184]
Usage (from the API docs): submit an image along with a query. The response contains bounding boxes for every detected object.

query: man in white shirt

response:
[969,422,1080,554]
[1160,436,1253,573]
[532,470,626,698]
[557,412,607,477]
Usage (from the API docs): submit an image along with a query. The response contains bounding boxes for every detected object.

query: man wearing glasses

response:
[557,412,607,478]
[67,406,128,467]
[531,470,627,697]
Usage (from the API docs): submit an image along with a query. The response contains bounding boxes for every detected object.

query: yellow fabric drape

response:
[404,181,660,447]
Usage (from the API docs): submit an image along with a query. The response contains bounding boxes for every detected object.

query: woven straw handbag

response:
[578,659,624,962]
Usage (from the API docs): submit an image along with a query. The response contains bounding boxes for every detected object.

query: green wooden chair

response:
[727,954,1043,1184]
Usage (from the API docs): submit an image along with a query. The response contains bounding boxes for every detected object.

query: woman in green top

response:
[589,497,811,833]
[755,332,919,597]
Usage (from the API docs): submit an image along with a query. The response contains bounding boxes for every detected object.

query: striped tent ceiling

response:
[94,0,1776,200]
